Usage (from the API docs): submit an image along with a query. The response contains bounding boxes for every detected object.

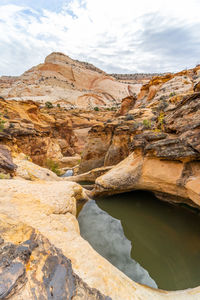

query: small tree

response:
[0,114,5,132]
[94,106,99,111]
[143,119,151,129]
[45,159,61,176]
[45,101,53,109]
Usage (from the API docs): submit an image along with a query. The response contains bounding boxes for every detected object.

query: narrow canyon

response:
[0,52,200,299]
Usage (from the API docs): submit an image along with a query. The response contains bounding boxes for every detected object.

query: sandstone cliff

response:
[79,67,200,208]
[0,98,115,169]
[0,52,141,110]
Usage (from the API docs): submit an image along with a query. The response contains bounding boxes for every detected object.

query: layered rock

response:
[0,52,141,110]
[0,216,111,300]
[92,92,200,208]
[0,98,116,168]
[116,95,137,116]
[0,144,17,175]
[0,173,199,299]
[0,98,77,166]
[79,106,155,173]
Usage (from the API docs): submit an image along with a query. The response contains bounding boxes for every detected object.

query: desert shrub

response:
[0,173,10,179]
[157,112,165,131]
[169,92,176,97]
[143,119,151,129]
[45,159,61,176]
[130,122,140,132]
[158,100,169,111]
[94,106,99,111]
[57,103,61,108]
[125,114,134,121]
[45,101,53,109]
[0,114,5,132]
[159,96,166,101]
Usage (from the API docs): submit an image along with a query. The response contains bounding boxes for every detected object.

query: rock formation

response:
[1,53,200,299]
[116,95,137,116]
[0,144,17,175]
[0,97,115,169]
[80,67,200,208]
[0,160,199,299]
[0,52,141,110]
[0,216,111,300]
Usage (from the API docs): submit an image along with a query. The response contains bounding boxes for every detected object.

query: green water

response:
[96,191,200,291]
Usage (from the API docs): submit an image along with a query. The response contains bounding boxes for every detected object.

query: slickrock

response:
[0,216,111,300]
[13,153,62,181]
[0,52,140,109]
[0,177,200,299]
[64,166,113,183]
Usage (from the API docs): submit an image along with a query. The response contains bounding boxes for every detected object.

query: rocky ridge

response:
[0,52,141,110]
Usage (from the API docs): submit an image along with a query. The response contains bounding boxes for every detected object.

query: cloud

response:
[0,0,200,75]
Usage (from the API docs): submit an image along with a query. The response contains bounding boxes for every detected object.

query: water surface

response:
[78,190,200,291]
[78,200,157,288]
[96,191,200,290]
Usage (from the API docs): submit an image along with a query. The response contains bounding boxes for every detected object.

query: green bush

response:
[0,114,5,132]
[94,106,99,111]
[45,159,61,176]
[0,173,10,179]
[110,107,117,111]
[57,103,61,108]
[169,92,176,97]
[45,101,53,109]
[143,119,151,129]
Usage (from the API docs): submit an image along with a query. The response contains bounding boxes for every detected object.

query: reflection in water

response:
[61,169,73,177]
[78,200,157,288]
[96,191,200,291]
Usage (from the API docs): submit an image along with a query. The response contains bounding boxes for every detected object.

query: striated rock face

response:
[0,98,115,167]
[89,91,200,208]
[0,144,17,174]
[0,52,141,110]
[79,106,155,173]
[94,152,200,206]
[0,216,111,300]
[0,98,76,166]
[117,95,137,116]
[79,124,115,173]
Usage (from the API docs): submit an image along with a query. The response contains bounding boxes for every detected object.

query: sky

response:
[0,0,200,76]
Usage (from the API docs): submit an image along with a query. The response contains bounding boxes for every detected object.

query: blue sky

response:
[0,0,69,12]
[0,0,200,76]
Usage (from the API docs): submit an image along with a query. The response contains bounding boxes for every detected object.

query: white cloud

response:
[0,0,200,75]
